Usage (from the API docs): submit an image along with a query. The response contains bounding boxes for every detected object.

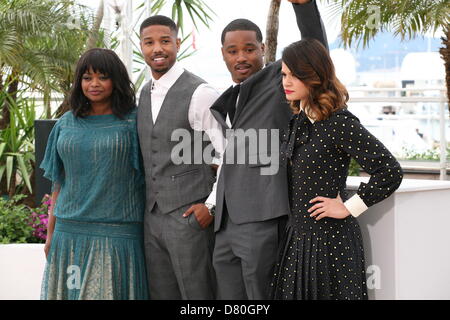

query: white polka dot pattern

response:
[271,109,403,300]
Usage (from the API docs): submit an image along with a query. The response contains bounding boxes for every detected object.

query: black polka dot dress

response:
[270,109,403,300]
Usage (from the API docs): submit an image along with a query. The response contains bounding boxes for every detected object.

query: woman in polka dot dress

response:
[270,39,403,300]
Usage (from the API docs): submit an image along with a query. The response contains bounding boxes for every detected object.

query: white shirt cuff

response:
[205,195,216,207]
[344,194,368,218]
[211,157,221,166]
[205,181,217,207]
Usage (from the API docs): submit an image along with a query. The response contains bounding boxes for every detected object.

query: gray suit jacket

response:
[210,0,328,231]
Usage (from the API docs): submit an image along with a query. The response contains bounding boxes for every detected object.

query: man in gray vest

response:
[137,16,225,299]
[210,0,328,299]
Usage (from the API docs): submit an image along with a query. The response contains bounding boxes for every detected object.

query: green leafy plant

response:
[0,194,33,244]
[0,0,107,120]
[400,146,449,161]
[147,0,215,34]
[0,90,40,197]
[0,194,50,244]
[348,158,361,176]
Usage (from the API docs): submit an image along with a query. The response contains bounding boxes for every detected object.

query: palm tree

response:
[265,0,282,65]
[322,0,450,112]
[0,0,105,124]
[86,0,105,51]
[264,0,316,64]
[0,0,106,196]
[150,0,215,34]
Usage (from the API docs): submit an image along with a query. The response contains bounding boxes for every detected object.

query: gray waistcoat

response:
[137,70,216,214]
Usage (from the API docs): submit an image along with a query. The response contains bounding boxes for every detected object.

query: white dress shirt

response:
[150,62,225,206]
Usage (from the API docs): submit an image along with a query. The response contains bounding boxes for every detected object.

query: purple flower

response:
[27,195,51,242]
[43,194,52,206]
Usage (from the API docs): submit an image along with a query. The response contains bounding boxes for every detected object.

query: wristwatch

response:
[205,203,216,217]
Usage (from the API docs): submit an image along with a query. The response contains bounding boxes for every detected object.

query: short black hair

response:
[140,15,178,36]
[221,19,263,45]
[69,48,136,119]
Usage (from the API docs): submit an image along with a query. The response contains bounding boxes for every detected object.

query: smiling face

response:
[140,25,180,79]
[81,68,113,106]
[221,30,265,84]
[281,62,309,103]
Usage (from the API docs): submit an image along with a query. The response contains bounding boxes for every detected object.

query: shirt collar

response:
[300,107,315,124]
[151,62,184,90]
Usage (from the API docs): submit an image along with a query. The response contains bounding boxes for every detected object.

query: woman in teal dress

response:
[40,48,148,299]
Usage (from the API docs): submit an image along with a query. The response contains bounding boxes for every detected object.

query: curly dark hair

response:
[69,48,136,118]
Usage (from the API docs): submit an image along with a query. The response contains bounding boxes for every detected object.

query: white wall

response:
[0,244,46,300]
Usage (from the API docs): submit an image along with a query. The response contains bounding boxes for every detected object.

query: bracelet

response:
[205,203,216,217]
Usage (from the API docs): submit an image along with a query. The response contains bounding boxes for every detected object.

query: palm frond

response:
[322,0,450,48]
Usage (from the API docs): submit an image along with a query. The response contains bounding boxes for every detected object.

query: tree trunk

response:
[55,95,71,118]
[22,160,36,207]
[86,0,105,50]
[7,168,16,198]
[0,177,6,195]
[439,25,450,115]
[0,65,4,93]
[265,0,281,65]
[0,73,18,130]
[1,69,7,195]
[44,89,52,119]
[54,79,72,118]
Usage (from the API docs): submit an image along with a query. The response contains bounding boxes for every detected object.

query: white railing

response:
[32,87,450,180]
[346,87,448,180]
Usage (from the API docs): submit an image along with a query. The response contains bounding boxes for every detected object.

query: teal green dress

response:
[39,109,148,300]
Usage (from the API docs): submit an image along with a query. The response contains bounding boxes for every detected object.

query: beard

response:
[153,66,169,75]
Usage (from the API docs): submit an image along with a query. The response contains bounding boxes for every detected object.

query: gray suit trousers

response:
[213,206,287,300]
[144,203,216,299]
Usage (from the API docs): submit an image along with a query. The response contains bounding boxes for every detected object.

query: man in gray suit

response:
[137,16,225,299]
[210,0,328,299]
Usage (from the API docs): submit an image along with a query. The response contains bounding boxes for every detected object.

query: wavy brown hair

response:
[282,38,349,120]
